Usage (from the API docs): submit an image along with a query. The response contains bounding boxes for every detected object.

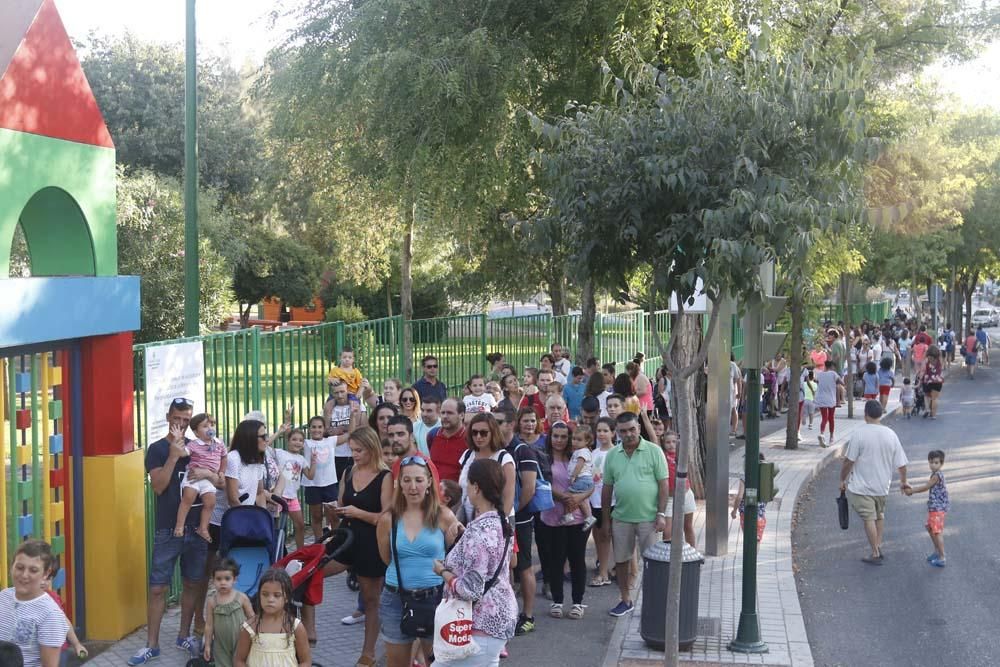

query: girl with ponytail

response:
[433,459,517,665]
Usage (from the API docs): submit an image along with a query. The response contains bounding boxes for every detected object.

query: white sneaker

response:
[807,423,813,430]
[341,612,365,625]
[582,516,598,531]
[817,434,825,447]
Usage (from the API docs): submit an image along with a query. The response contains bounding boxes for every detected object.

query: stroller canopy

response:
[219,505,277,597]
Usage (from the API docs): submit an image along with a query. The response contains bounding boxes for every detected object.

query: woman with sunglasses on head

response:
[376,455,461,667]
[398,387,421,423]
[301,427,393,667]
[458,414,516,522]
[496,373,524,414]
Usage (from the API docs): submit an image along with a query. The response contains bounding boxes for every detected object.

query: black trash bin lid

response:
[643,540,704,564]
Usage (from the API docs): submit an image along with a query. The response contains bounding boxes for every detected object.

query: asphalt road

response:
[793,361,1000,667]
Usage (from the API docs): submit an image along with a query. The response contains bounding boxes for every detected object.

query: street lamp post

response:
[183,0,200,337]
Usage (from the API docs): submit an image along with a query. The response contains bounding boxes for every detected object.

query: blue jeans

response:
[149,527,208,586]
[451,635,506,667]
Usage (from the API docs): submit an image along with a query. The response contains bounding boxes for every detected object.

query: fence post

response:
[596,313,603,364]
[480,313,488,374]
[395,315,406,381]
[250,327,262,409]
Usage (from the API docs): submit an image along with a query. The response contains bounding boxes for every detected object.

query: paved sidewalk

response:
[605,388,903,667]
[85,569,370,667]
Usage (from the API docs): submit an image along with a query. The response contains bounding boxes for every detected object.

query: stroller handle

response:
[270,494,290,513]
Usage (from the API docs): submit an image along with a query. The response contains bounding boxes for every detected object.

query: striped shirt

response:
[0,588,69,667]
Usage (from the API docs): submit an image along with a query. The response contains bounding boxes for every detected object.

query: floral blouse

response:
[444,511,517,640]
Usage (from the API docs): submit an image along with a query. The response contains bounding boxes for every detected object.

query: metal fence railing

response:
[136,300,888,600]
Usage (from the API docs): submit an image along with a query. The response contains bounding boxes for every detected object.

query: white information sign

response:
[144,341,206,444]
[669,277,709,313]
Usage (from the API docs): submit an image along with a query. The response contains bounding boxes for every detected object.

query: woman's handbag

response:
[392,517,442,638]
[837,490,849,530]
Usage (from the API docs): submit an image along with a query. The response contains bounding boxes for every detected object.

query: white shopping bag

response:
[432,596,480,662]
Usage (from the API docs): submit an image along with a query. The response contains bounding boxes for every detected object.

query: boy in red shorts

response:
[905,450,949,567]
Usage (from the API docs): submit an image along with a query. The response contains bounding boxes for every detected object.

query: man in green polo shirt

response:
[601,412,668,617]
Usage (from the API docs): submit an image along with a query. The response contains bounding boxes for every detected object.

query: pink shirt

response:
[187,438,224,472]
[913,342,929,363]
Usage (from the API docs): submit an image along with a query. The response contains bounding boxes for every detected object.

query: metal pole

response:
[729,305,768,655]
[705,297,733,556]
[183,0,200,337]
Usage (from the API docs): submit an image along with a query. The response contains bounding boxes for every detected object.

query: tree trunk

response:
[240,303,252,329]
[785,289,804,449]
[549,269,568,316]
[386,279,394,318]
[401,204,415,382]
[840,273,854,419]
[576,279,596,366]
[693,362,708,498]
[911,269,921,323]
[669,313,706,497]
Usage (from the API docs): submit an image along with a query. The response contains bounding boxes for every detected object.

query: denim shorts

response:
[378,587,442,645]
[149,527,208,586]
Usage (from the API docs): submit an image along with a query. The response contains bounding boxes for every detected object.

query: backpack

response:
[510,443,554,514]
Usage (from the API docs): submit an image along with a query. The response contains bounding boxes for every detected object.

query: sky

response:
[57,0,287,66]
[55,0,1000,110]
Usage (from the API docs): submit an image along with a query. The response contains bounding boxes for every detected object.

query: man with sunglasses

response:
[386,415,443,499]
[414,355,448,404]
[132,398,220,664]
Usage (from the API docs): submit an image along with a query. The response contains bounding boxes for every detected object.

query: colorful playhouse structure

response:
[1,0,144,641]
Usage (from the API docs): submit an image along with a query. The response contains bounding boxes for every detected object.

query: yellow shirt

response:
[328,365,363,395]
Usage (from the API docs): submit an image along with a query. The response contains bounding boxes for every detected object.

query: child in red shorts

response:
[905,449,949,567]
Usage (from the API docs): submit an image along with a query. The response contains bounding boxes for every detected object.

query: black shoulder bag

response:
[392,516,442,638]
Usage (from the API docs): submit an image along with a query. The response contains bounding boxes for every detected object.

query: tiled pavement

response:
[605,388,903,667]
[85,567,371,667]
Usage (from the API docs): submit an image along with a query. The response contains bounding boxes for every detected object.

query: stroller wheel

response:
[347,571,360,592]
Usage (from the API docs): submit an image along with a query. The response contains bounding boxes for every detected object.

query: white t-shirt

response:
[0,588,69,667]
[329,404,352,433]
[275,449,308,500]
[463,393,497,414]
[224,450,265,505]
[591,446,617,509]
[459,448,514,519]
[568,447,594,479]
[596,389,611,417]
[814,370,840,408]
[302,437,340,488]
[844,423,908,496]
[729,362,741,405]
[555,357,572,380]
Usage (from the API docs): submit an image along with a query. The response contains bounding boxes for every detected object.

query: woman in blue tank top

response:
[377,455,462,667]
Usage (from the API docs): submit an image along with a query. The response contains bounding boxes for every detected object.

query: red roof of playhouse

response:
[0,0,114,148]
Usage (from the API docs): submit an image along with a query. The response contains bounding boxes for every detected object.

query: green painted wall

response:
[0,128,116,276]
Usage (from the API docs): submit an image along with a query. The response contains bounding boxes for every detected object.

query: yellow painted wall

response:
[83,449,147,639]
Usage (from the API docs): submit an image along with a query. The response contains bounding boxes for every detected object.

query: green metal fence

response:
[136,299,887,602]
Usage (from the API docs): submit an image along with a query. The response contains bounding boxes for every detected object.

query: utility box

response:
[759,462,780,502]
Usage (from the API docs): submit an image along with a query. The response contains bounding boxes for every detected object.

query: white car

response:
[972,308,994,328]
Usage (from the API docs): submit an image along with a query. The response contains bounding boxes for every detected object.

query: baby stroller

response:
[276,527,354,609]
[219,495,289,598]
[911,383,926,417]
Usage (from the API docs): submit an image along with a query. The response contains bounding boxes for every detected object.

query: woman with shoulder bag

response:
[377,455,461,667]
[433,459,517,667]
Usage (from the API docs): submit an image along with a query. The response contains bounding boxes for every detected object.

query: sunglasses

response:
[400,396,417,403]
[425,364,438,369]
[401,455,429,466]
[471,428,491,437]
[258,433,269,440]
[171,397,194,408]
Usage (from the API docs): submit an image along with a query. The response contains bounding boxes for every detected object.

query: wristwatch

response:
[656,512,668,519]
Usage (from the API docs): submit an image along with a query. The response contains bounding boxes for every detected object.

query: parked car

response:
[971,308,994,328]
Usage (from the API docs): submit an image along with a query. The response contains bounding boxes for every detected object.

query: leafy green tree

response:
[530,40,870,662]
[81,34,265,203]
[116,169,232,342]
[231,233,322,327]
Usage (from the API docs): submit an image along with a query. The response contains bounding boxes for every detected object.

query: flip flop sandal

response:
[861,556,883,565]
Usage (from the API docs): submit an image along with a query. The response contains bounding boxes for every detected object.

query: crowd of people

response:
[727,312,992,447]
[107,342,692,667]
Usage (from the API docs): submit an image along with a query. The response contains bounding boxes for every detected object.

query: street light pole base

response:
[728,638,769,654]
[728,612,769,654]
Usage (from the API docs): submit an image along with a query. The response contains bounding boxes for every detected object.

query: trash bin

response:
[640,540,705,651]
